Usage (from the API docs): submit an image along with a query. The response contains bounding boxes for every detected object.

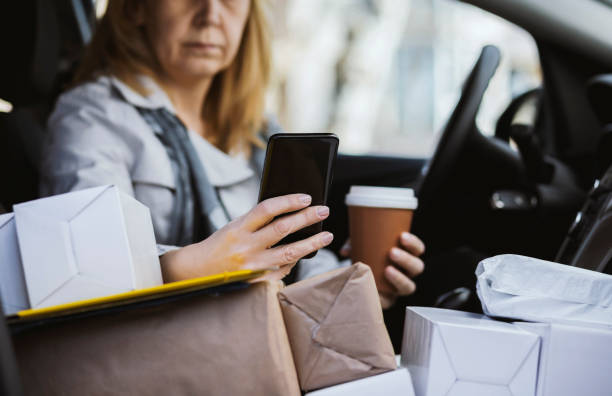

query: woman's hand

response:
[160,194,333,283]
[341,232,425,309]
[380,232,425,308]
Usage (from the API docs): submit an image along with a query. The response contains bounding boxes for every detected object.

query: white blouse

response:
[188,129,260,222]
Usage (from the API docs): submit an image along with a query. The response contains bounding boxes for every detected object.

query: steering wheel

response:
[416,46,501,211]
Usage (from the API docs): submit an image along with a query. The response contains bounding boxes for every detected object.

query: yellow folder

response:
[12,269,265,322]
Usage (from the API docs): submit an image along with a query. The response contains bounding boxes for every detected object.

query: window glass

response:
[268,0,541,156]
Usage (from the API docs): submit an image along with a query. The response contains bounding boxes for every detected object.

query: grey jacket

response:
[41,75,273,244]
[40,75,344,278]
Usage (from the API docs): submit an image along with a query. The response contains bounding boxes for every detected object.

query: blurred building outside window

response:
[267,0,541,157]
[92,0,541,158]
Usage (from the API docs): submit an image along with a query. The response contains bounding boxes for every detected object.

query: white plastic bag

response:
[476,254,612,328]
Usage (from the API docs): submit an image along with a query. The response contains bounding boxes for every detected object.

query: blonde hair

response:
[74,0,270,153]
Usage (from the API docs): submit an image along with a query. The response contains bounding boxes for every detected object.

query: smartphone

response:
[258,133,339,258]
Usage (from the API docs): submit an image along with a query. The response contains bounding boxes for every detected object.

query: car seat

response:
[0,2,95,394]
[0,0,94,210]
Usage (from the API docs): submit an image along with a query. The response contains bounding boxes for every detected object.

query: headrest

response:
[0,0,96,107]
[0,1,60,106]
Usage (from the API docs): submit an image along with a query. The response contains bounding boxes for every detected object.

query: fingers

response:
[248,262,298,283]
[378,293,396,310]
[255,205,330,247]
[385,265,416,296]
[267,231,334,267]
[340,239,351,257]
[244,194,312,231]
[389,247,425,277]
[400,232,425,256]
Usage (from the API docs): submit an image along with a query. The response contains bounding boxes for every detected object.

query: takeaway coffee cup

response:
[345,186,418,294]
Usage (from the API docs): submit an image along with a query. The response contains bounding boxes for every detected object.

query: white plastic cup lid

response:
[345,186,418,209]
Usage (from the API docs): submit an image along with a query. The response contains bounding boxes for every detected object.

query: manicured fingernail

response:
[300,194,312,205]
[322,232,334,244]
[390,247,401,258]
[317,206,330,218]
[401,232,411,241]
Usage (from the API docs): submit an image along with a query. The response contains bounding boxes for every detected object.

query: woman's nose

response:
[194,0,222,27]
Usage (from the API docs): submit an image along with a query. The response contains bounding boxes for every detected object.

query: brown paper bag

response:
[278,263,397,391]
[13,282,300,396]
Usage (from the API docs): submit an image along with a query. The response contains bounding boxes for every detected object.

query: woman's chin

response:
[173,61,226,82]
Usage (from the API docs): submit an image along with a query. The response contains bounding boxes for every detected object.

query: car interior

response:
[325,0,612,347]
[1,0,612,388]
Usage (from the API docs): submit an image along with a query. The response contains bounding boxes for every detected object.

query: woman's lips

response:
[183,42,222,54]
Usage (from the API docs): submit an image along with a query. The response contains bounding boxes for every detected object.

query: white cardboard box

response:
[305,369,415,396]
[516,322,612,396]
[14,185,162,309]
[0,213,30,314]
[401,307,540,396]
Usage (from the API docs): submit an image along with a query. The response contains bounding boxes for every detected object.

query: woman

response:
[40,0,425,308]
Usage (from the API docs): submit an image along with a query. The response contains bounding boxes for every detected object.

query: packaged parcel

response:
[279,263,397,391]
[306,368,415,396]
[13,281,300,396]
[0,213,29,314]
[14,185,162,309]
[401,307,540,396]
[516,321,612,396]
[476,254,612,327]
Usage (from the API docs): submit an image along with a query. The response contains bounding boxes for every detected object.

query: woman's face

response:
[142,0,251,83]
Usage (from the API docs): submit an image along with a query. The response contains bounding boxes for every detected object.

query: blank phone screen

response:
[258,134,338,246]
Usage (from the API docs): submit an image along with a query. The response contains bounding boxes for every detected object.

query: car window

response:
[82,0,542,158]
[267,0,541,157]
